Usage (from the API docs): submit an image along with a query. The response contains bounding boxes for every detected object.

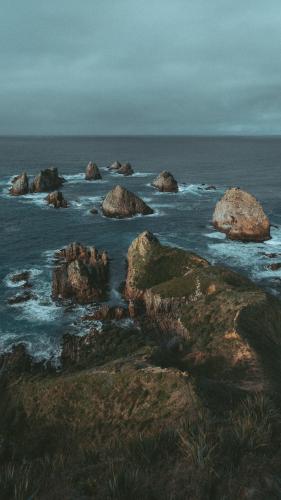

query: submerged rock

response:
[266,262,281,271]
[152,171,178,192]
[90,207,98,215]
[102,185,153,218]
[213,187,270,242]
[52,242,109,304]
[85,162,102,180]
[45,191,68,208]
[9,172,29,196]
[11,271,31,283]
[30,167,64,193]
[7,291,37,304]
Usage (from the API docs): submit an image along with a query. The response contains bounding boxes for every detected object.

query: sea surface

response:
[1,136,281,361]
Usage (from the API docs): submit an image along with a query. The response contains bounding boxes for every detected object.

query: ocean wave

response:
[63,173,85,183]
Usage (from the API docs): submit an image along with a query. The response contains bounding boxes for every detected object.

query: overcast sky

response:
[0,0,281,135]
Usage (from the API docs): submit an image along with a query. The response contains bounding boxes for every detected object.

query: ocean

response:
[1,135,281,361]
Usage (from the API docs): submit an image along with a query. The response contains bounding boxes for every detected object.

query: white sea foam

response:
[64,173,85,183]
[71,195,102,209]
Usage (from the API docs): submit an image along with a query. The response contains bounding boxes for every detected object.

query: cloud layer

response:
[1,0,281,134]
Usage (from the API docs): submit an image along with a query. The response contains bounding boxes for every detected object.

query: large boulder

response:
[30,167,64,193]
[213,188,270,242]
[9,172,29,196]
[152,171,178,192]
[45,191,68,208]
[108,161,121,170]
[52,242,109,303]
[101,185,153,218]
[85,162,102,180]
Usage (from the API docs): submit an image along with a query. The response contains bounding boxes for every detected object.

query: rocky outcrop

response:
[7,291,37,304]
[108,161,134,175]
[125,231,281,393]
[85,162,102,180]
[82,304,128,321]
[213,188,270,242]
[45,191,68,208]
[116,162,134,176]
[9,172,29,196]
[152,171,178,192]
[52,242,109,304]
[30,167,64,193]
[102,185,153,218]
[108,161,121,170]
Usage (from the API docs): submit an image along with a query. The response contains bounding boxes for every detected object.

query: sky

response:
[0,0,281,135]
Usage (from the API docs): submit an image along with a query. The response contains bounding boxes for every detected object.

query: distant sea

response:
[1,136,281,361]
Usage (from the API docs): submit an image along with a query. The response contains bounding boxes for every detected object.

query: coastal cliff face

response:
[125,231,281,393]
[52,242,109,303]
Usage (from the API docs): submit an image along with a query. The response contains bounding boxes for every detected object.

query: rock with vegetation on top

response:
[30,167,65,193]
[102,185,153,218]
[52,242,109,303]
[9,172,29,196]
[152,171,178,192]
[125,230,281,394]
[85,162,102,180]
[45,191,68,208]
[213,187,270,242]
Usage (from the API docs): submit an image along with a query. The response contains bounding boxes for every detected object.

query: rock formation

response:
[30,167,64,193]
[85,162,102,180]
[52,242,109,303]
[102,185,153,218]
[213,187,270,242]
[108,161,134,175]
[9,172,29,196]
[45,191,68,208]
[116,162,134,176]
[7,291,37,304]
[125,231,281,393]
[152,171,178,192]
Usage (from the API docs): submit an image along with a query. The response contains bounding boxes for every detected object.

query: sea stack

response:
[52,242,109,303]
[85,162,102,180]
[9,172,29,196]
[213,187,270,242]
[101,185,153,218]
[152,171,178,192]
[30,167,64,193]
[45,191,68,208]
[108,161,134,176]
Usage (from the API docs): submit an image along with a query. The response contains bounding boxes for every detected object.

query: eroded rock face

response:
[213,188,270,242]
[124,231,281,393]
[9,172,29,196]
[152,171,178,192]
[30,167,64,193]
[52,242,109,303]
[102,185,153,218]
[45,191,68,208]
[85,162,102,180]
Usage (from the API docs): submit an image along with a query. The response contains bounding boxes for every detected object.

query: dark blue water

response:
[1,136,281,360]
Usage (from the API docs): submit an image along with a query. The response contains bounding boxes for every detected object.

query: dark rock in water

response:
[102,185,153,218]
[9,172,29,196]
[52,242,109,304]
[266,262,281,271]
[213,187,270,242]
[262,252,281,259]
[30,167,64,193]
[108,161,121,170]
[45,191,68,208]
[11,271,31,283]
[152,171,178,192]
[205,185,217,190]
[85,162,102,180]
[90,207,98,214]
[7,291,37,304]
[116,162,134,176]
[82,304,128,321]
